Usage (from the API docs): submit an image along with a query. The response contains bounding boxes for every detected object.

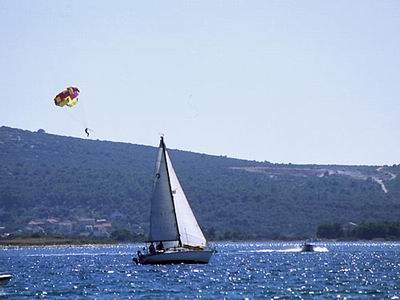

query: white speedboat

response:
[134,137,214,265]
[0,272,13,286]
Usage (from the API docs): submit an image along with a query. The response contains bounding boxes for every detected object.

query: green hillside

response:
[0,126,399,240]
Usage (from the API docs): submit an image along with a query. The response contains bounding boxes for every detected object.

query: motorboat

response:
[0,272,13,286]
[300,242,315,252]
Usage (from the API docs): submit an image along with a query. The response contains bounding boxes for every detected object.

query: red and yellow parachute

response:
[54,87,80,107]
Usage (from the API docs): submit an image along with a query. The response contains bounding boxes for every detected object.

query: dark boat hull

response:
[301,243,315,252]
[134,249,213,265]
[0,273,13,286]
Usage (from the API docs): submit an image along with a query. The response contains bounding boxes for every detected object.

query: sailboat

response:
[134,137,214,264]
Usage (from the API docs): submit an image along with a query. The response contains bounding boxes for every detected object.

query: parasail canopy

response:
[54,87,80,107]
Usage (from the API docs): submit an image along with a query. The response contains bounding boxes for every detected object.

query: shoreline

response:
[0,237,121,247]
[1,237,399,247]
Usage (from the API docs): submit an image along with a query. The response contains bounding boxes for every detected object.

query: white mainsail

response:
[149,137,206,248]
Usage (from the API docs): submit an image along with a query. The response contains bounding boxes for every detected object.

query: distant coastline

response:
[1,237,399,247]
[0,237,119,247]
[2,126,400,242]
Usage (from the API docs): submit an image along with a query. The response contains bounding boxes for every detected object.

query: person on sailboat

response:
[149,242,156,255]
[156,241,164,252]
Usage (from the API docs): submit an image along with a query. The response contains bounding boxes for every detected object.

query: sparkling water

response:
[1,242,399,299]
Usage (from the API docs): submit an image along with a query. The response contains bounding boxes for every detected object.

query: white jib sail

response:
[149,146,179,242]
[165,151,207,248]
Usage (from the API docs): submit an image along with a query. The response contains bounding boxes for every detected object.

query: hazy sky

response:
[1,1,399,165]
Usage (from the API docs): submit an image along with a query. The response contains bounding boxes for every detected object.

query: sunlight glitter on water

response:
[240,245,329,253]
[1,242,400,298]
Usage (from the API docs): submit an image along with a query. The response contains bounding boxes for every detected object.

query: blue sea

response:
[1,242,399,299]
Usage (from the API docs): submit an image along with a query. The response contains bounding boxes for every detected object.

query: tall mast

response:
[160,136,182,247]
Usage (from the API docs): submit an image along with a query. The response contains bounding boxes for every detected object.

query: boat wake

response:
[27,252,132,257]
[242,246,329,253]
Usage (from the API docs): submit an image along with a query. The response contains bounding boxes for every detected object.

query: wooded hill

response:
[1,126,399,240]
